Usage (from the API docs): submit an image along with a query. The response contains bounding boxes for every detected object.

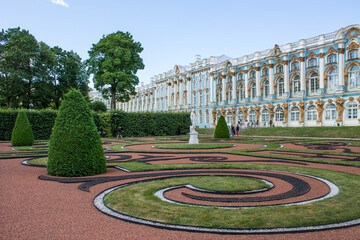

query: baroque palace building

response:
[98,25,360,128]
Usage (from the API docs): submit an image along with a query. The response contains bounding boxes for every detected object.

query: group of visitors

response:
[229,119,274,136]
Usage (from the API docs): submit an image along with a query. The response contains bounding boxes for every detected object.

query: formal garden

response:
[1,89,359,236]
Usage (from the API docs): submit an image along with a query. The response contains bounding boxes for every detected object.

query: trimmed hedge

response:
[47,89,107,177]
[11,111,34,146]
[0,109,190,140]
[214,115,230,139]
[110,110,191,137]
[0,109,57,140]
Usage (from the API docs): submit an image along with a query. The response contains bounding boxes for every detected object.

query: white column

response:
[179,80,183,108]
[173,81,177,107]
[232,73,236,103]
[222,76,226,102]
[255,64,261,98]
[284,57,289,95]
[187,78,191,107]
[319,50,325,92]
[244,69,249,99]
[269,61,274,97]
[211,74,216,103]
[150,93,153,111]
[154,87,158,111]
[167,83,171,109]
[338,44,345,91]
[300,52,306,93]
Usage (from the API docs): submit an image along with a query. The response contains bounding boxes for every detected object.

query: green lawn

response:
[154,143,234,149]
[239,126,360,138]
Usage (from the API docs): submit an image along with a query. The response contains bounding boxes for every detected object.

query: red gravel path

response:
[123,142,263,151]
[1,141,360,240]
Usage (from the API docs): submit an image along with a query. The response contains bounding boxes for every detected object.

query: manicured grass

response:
[239,126,360,138]
[154,143,235,149]
[27,157,47,165]
[104,165,360,229]
[183,176,270,192]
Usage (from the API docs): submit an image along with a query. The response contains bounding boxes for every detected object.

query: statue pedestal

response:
[189,130,199,144]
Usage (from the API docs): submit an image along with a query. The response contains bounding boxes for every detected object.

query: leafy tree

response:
[11,111,34,146]
[87,31,145,110]
[91,101,107,112]
[47,89,106,177]
[50,47,89,109]
[214,115,230,138]
[0,27,39,108]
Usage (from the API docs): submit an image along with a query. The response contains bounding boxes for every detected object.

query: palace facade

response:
[112,25,360,127]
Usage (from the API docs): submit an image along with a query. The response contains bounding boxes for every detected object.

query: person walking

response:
[236,124,240,136]
[231,124,235,136]
[117,126,123,139]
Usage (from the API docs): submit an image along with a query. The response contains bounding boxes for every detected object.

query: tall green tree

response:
[87,31,144,110]
[50,47,89,109]
[0,27,39,108]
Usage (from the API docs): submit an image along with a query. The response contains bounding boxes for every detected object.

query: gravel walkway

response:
[1,141,359,240]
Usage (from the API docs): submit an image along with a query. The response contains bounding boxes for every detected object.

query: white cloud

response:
[51,0,69,8]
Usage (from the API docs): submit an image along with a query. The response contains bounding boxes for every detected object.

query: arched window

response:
[193,92,197,106]
[261,109,269,123]
[217,78,222,85]
[290,106,300,121]
[346,102,358,119]
[309,72,319,94]
[250,71,256,79]
[237,73,243,81]
[308,58,317,67]
[293,75,301,96]
[348,49,359,60]
[249,110,256,123]
[184,92,187,105]
[199,79,203,89]
[205,111,209,124]
[199,91,203,105]
[307,105,317,121]
[206,78,209,88]
[238,111,244,122]
[325,103,337,120]
[275,108,284,121]
[216,87,222,103]
[192,80,196,89]
[349,65,360,90]
[238,84,245,102]
[291,61,299,71]
[199,111,203,124]
[262,68,268,76]
[327,54,337,64]
[227,86,232,101]
[327,68,338,93]
[250,82,256,100]
[263,80,269,99]
[216,112,221,123]
[205,90,209,104]
[277,78,285,97]
[276,65,283,73]
[227,76,232,83]
[227,111,233,125]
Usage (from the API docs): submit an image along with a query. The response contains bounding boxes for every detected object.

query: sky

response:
[1,0,359,87]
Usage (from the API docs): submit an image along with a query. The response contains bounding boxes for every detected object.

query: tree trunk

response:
[111,88,116,110]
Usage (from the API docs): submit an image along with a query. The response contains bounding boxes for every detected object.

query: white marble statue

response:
[189,111,199,144]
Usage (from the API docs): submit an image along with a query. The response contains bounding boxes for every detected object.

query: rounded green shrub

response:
[91,101,107,112]
[11,111,34,146]
[47,89,107,177]
[214,115,230,139]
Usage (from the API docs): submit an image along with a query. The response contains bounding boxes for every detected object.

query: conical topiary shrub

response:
[11,111,34,146]
[214,115,230,139]
[47,89,107,177]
